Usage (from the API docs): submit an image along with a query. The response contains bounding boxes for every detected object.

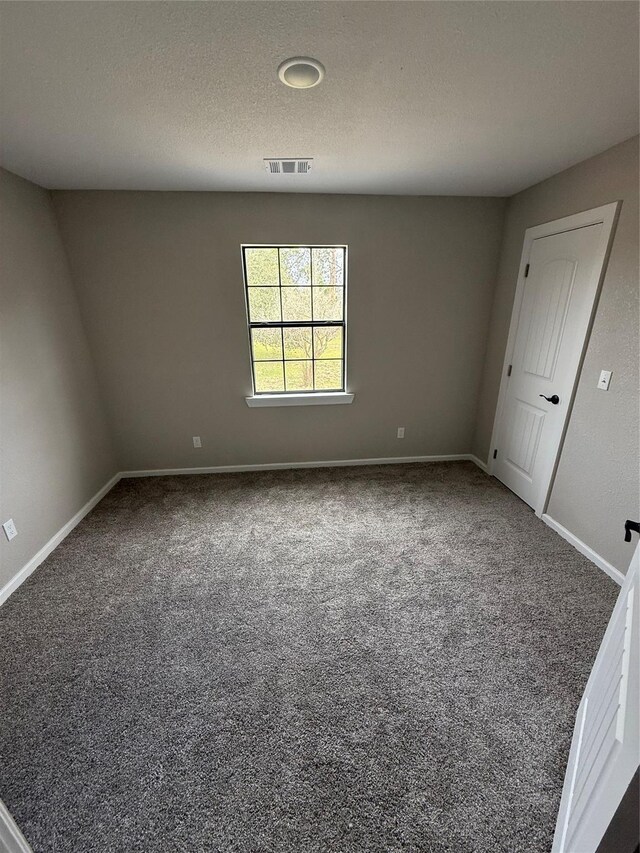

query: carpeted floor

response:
[0,462,618,852]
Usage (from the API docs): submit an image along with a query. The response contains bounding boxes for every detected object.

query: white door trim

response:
[488,201,620,517]
[551,542,639,852]
[0,799,33,852]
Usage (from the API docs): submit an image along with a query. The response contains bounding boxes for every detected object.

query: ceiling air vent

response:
[264,158,313,174]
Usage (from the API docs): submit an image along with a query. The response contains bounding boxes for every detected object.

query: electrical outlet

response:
[397,427,405,439]
[3,519,17,541]
[597,370,612,391]
[192,436,202,448]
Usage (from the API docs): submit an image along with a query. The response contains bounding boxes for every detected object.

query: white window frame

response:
[242,244,354,407]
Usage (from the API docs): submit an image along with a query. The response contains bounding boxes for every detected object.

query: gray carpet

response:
[0,462,618,852]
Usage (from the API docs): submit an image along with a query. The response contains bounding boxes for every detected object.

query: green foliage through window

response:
[243,246,346,394]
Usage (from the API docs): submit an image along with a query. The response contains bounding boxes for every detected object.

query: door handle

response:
[539,394,560,404]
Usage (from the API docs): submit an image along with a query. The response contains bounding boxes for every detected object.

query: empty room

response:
[0,2,639,851]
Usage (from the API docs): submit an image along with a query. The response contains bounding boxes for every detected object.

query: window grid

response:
[310,255,315,391]
[242,246,346,395]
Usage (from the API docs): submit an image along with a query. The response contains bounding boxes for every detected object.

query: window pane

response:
[313,326,342,359]
[245,248,279,286]
[254,361,284,393]
[283,327,312,360]
[251,328,283,361]
[247,287,281,322]
[312,247,344,286]
[314,360,343,390]
[280,247,311,286]
[285,360,313,391]
[282,287,312,322]
[313,287,343,321]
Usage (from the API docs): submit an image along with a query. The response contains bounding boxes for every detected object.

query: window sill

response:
[245,392,355,408]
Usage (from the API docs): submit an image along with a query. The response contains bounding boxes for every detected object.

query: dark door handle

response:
[624,520,639,542]
[539,394,560,404]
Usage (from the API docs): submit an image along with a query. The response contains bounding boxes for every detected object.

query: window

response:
[242,245,347,395]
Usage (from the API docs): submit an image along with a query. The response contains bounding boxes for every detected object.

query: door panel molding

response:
[552,544,639,852]
[488,201,620,516]
[0,800,32,853]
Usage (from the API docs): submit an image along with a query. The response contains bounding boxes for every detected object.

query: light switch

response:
[597,370,612,391]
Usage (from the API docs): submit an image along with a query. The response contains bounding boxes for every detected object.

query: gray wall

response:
[52,191,506,471]
[473,136,639,572]
[0,170,117,590]
[5,142,635,589]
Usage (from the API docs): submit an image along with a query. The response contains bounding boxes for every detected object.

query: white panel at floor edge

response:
[0,799,33,853]
[552,543,639,852]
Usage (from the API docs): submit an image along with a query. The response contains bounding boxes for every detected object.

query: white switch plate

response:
[397,427,405,439]
[597,370,612,391]
[3,518,17,541]
[192,436,202,448]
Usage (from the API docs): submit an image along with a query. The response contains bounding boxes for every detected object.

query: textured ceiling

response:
[1,1,638,195]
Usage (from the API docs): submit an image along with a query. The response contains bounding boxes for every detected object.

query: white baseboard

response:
[1,454,488,607]
[468,454,489,473]
[0,473,121,607]
[120,453,480,478]
[542,514,625,586]
[0,799,33,852]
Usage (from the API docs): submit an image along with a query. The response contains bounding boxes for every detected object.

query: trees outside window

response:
[243,246,347,394]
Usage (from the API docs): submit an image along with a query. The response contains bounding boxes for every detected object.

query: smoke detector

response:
[264,158,313,174]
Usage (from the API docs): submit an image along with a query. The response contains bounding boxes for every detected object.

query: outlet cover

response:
[597,370,612,391]
[193,436,202,448]
[397,427,405,439]
[3,519,17,541]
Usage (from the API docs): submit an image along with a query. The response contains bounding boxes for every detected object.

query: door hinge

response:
[525,263,530,277]
[493,449,498,459]
[507,364,512,377]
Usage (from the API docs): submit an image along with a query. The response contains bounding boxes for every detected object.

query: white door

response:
[552,544,639,853]
[0,799,32,852]
[491,203,619,514]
